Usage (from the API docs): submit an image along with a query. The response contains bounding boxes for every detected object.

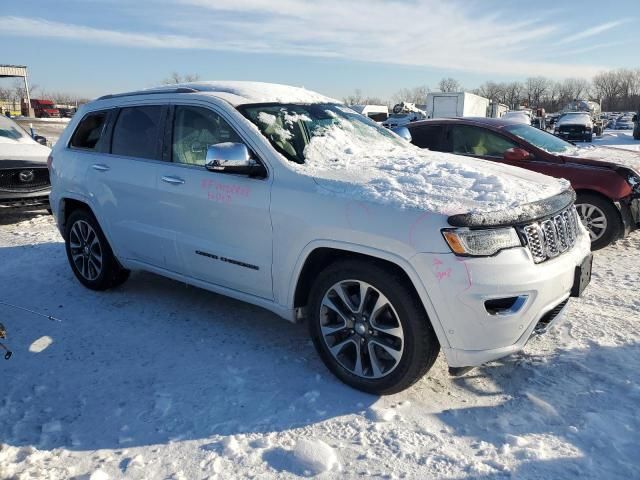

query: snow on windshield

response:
[0,116,32,144]
[242,104,569,215]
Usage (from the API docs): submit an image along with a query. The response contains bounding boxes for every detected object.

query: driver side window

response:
[450,125,517,157]
[172,106,242,166]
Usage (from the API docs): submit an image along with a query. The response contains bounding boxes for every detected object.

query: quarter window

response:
[111,106,164,160]
[70,111,108,149]
[450,125,517,157]
[172,106,243,166]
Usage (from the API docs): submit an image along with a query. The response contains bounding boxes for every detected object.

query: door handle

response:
[92,164,110,172]
[161,175,185,185]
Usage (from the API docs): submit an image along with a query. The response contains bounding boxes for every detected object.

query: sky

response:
[1,0,638,101]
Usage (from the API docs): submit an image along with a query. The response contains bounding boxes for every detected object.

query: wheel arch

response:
[289,242,450,349]
[574,188,624,223]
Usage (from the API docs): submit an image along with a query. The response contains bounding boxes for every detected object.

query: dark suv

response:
[406,117,640,250]
[634,112,639,140]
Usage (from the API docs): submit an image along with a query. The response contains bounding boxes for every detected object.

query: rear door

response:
[156,103,274,299]
[82,104,172,267]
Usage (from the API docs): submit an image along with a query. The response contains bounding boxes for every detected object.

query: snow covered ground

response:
[578,128,639,152]
[1,137,639,479]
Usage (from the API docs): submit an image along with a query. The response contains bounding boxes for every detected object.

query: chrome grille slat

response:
[520,206,579,263]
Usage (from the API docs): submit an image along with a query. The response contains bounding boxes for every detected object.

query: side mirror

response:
[633,115,638,122]
[391,126,412,142]
[503,147,532,162]
[34,135,47,146]
[205,142,266,177]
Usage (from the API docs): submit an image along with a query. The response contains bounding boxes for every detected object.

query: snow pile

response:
[0,192,639,478]
[148,80,340,106]
[296,115,569,215]
[263,438,340,476]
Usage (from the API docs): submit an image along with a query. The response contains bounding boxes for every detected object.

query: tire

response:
[586,134,593,142]
[307,259,440,395]
[64,209,130,290]
[575,193,623,250]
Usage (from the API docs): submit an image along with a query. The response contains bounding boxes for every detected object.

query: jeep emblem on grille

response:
[18,170,35,183]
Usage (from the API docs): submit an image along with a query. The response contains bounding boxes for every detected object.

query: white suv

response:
[49,82,592,394]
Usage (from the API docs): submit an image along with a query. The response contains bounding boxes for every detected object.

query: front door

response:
[157,104,273,300]
[82,105,172,267]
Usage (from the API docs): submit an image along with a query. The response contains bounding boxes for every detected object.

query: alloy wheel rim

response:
[69,220,103,281]
[576,203,608,242]
[319,280,404,379]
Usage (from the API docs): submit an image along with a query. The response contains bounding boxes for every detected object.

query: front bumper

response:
[411,227,591,367]
[0,189,51,210]
[616,194,640,235]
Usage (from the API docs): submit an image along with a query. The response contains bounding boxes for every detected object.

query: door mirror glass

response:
[205,142,266,177]
[391,126,412,142]
[503,147,532,161]
[34,135,47,146]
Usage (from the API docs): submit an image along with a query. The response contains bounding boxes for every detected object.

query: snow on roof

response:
[146,81,341,106]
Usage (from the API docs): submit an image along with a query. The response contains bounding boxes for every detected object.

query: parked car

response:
[406,117,640,249]
[0,115,51,211]
[616,118,635,130]
[633,112,639,140]
[49,82,592,394]
[554,112,593,142]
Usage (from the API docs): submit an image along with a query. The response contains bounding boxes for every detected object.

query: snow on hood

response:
[291,120,569,216]
[150,81,340,106]
[557,113,592,126]
[0,141,50,163]
[571,146,640,174]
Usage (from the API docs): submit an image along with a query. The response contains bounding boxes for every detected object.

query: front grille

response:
[0,168,50,192]
[521,206,580,263]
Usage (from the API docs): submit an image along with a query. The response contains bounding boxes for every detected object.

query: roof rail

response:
[97,87,199,101]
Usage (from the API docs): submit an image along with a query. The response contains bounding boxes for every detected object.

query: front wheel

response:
[65,209,130,290]
[575,193,623,250]
[307,260,440,395]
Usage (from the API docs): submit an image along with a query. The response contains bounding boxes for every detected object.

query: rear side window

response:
[70,111,107,149]
[111,106,164,160]
[409,124,445,151]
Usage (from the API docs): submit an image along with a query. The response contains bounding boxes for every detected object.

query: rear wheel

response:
[575,193,623,250]
[307,259,439,395]
[65,209,130,290]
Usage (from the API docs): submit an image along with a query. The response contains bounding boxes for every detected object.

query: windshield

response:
[0,115,32,142]
[505,124,576,154]
[239,103,406,164]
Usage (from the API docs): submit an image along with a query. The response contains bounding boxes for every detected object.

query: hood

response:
[557,115,592,127]
[294,131,569,219]
[0,139,51,166]
[567,146,640,174]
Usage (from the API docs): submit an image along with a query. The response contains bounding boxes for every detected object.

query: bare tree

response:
[392,85,430,105]
[525,77,550,108]
[163,72,201,84]
[503,82,524,109]
[343,89,385,106]
[474,81,504,102]
[438,77,461,93]
[592,70,623,110]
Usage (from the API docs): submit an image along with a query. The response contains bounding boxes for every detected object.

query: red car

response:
[406,118,640,249]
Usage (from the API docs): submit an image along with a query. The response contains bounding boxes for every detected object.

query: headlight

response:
[441,228,522,257]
